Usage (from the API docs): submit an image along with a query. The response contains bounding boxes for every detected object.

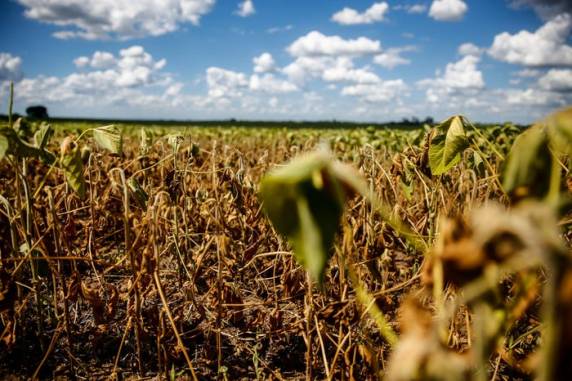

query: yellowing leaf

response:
[60,137,87,199]
[428,116,470,175]
[93,125,122,154]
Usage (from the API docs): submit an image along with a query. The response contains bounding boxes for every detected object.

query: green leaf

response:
[93,125,122,154]
[34,123,53,149]
[259,151,357,284]
[128,177,148,208]
[0,127,55,164]
[502,124,552,200]
[60,137,87,199]
[428,116,470,175]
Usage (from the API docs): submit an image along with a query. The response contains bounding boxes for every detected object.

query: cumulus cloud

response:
[15,46,179,110]
[429,0,468,21]
[253,53,275,73]
[287,31,381,57]
[538,69,572,91]
[74,51,116,69]
[407,4,428,14]
[488,14,572,66]
[418,55,484,103]
[236,0,255,17]
[504,87,567,107]
[514,68,542,77]
[331,2,389,25]
[394,4,427,14]
[458,43,483,56]
[249,74,297,93]
[16,0,216,40]
[0,53,23,82]
[341,80,407,103]
[283,56,380,86]
[321,58,381,84]
[373,47,415,69]
[510,0,572,21]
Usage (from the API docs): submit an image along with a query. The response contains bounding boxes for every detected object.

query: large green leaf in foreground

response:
[259,151,362,284]
[428,116,470,175]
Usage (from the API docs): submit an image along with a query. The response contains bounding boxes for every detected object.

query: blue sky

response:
[0,0,571,123]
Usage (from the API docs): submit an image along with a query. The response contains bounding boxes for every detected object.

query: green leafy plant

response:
[428,116,470,175]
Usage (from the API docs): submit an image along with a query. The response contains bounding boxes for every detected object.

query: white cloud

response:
[407,4,428,14]
[266,25,293,34]
[287,31,381,57]
[331,2,389,25]
[429,0,468,21]
[206,67,248,99]
[74,51,116,69]
[514,68,542,77]
[16,0,216,40]
[0,53,23,82]
[249,74,297,93]
[15,46,178,110]
[538,69,572,91]
[373,47,415,69]
[283,56,380,86]
[510,0,572,21]
[418,55,484,103]
[458,43,483,56]
[505,87,567,107]
[489,14,572,66]
[322,59,381,84]
[341,80,408,103]
[253,53,275,73]
[236,0,255,17]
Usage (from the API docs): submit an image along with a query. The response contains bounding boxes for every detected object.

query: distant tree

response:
[423,116,434,125]
[26,105,49,120]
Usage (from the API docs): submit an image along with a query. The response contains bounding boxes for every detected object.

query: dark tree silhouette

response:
[26,105,49,120]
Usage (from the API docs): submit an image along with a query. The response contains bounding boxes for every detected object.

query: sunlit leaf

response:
[502,124,552,200]
[428,116,470,175]
[93,125,122,154]
[60,137,86,199]
[259,150,362,284]
[33,123,53,149]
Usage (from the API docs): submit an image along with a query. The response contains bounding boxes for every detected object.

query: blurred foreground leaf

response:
[502,124,552,200]
[259,150,363,284]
